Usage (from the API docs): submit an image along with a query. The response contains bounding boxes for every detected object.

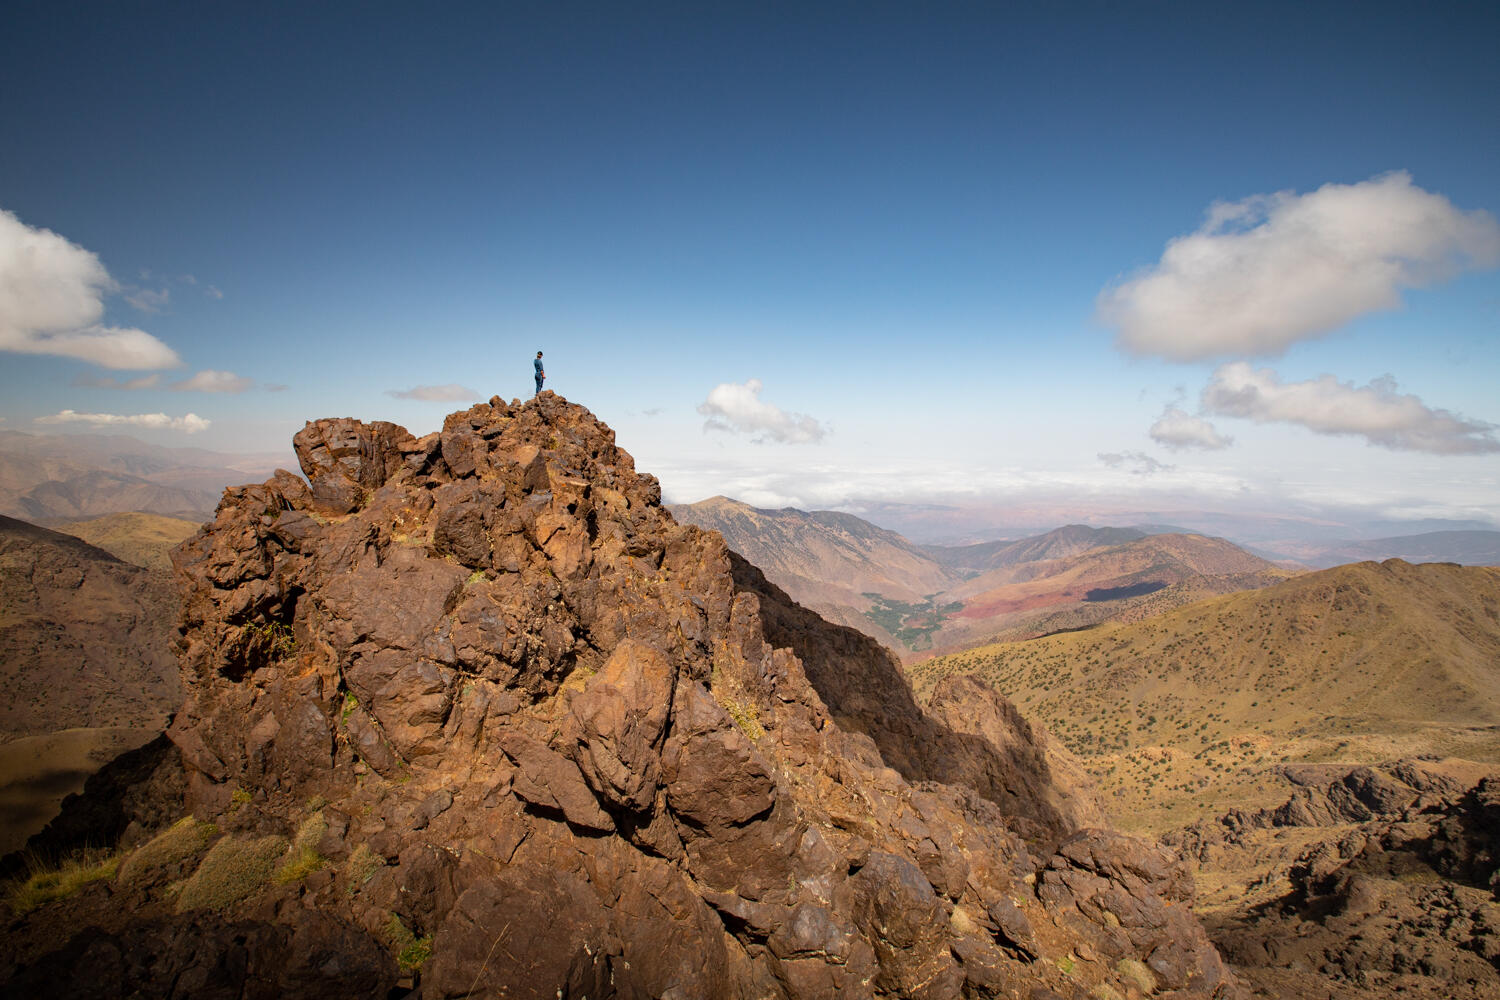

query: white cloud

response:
[1098,451,1174,475]
[35,409,210,433]
[1149,405,1233,451]
[1202,362,1499,454]
[0,208,183,369]
[124,287,170,313]
[205,285,223,300]
[171,369,253,393]
[1099,172,1500,360]
[697,378,827,444]
[386,384,480,401]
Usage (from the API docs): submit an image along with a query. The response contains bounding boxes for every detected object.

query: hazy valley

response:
[673,496,1295,657]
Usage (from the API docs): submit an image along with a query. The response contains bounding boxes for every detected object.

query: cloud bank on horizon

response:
[1100,173,1500,456]
[35,409,210,433]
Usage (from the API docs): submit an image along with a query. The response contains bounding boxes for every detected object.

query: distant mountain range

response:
[922,524,1150,573]
[1260,529,1500,568]
[671,497,1291,656]
[0,430,288,523]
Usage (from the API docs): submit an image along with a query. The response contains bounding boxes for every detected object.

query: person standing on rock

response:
[534,351,545,395]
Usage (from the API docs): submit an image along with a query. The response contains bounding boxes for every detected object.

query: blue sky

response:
[3,1,1498,536]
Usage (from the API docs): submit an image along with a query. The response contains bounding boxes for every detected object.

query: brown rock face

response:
[2,393,1242,999]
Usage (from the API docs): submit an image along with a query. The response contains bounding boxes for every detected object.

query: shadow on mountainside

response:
[730,551,1106,848]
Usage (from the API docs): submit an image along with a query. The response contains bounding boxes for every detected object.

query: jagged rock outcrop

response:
[1171,758,1500,999]
[1,394,1241,999]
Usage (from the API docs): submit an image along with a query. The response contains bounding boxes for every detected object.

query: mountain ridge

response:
[673,496,1291,656]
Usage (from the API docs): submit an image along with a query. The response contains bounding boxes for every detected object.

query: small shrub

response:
[230,786,252,806]
[344,843,382,896]
[721,696,764,741]
[248,621,296,659]
[176,834,287,912]
[709,664,764,741]
[6,852,120,915]
[117,816,219,885]
[384,913,433,972]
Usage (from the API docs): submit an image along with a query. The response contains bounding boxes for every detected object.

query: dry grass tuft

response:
[176,834,287,912]
[116,816,219,885]
[343,843,382,896]
[6,851,120,915]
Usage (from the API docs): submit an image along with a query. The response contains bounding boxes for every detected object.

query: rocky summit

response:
[3,393,1241,999]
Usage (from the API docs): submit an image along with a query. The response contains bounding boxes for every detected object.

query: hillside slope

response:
[1283,529,1500,568]
[52,512,203,571]
[0,516,183,852]
[911,559,1500,833]
[670,496,958,601]
[0,516,181,741]
[670,495,962,647]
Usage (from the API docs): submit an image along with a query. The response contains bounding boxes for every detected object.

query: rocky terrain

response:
[0,394,1243,999]
[1168,758,1500,999]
